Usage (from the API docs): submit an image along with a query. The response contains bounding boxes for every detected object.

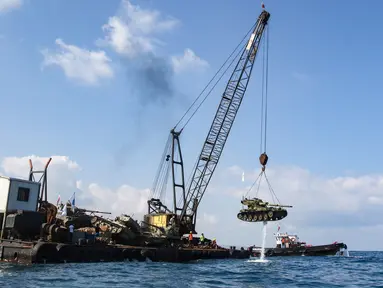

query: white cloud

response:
[41,0,207,83]
[1,155,81,176]
[1,155,82,206]
[0,0,22,13]
[4,154,381,250]
[213,164,383,250]
[87,183,150,218]
[225,165,383,214]
[0,155,149,218]
[98,0,179,58]
[97,0,208,74]
[171,48,209,74]
[41,38,114,85]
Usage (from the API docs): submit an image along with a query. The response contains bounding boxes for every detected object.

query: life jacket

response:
[189,234,193,241]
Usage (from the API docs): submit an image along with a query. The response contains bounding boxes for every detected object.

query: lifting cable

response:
[150,133,172,199]
[260,24,269,156]
[243,24,281,205]
[173,22,258,132]
[173,22,260,208]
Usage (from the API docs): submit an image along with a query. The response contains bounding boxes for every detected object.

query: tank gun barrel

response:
[76,208,112,214]
[268,204,293,208]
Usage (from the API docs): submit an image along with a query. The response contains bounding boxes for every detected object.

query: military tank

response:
[237,197,292,222]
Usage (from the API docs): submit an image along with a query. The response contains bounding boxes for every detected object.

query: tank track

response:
[237,209,288,222]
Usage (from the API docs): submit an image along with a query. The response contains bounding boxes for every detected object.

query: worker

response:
[69,224,74,243]
[188,231,193,246]
[199,233,205,245]
[211,238,217,249]
[168,215,175,226]
[95,224,100,237]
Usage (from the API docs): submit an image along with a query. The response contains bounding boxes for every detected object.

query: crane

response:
[143,8,271,238]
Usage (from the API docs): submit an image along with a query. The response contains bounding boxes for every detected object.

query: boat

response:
[249,231,349,257]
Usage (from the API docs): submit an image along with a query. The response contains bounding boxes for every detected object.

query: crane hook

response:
[259,152,268,171]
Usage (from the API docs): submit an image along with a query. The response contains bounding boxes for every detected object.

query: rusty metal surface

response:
[259,153,269,167]
[0,240,250,264]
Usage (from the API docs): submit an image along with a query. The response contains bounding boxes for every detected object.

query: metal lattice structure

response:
[180,11,270,226]
[145,9,270,236]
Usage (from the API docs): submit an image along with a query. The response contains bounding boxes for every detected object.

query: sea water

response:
[0,252,381,287]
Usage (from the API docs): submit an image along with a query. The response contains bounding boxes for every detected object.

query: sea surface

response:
[0,251,381,287]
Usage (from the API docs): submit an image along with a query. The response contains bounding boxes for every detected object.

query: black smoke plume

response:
[126,52,175,106]
[112,52,177,169]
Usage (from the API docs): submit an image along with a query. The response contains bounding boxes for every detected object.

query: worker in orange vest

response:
[188,231,193,247]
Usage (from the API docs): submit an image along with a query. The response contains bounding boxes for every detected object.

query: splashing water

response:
[260,221,268,260]
[341,248,350,257]
[247,221,269,263]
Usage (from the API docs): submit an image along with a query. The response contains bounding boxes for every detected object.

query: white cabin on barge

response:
[0,176,40,237]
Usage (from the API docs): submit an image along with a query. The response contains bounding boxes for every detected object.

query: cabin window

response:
[17,187,30,202]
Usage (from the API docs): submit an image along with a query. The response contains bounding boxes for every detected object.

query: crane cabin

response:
[0,176,40,237]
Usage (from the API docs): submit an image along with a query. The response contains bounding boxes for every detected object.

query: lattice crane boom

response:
[180,10,270,223]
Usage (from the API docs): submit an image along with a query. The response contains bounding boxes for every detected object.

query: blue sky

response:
[1,0,383,250]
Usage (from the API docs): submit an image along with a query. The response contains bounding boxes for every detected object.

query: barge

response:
[0,159,250,265]
[0,239,249,264]
[249,231,349,257]
[0,6,274,265]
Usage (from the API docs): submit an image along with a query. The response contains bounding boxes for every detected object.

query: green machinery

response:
[237,197,292,223]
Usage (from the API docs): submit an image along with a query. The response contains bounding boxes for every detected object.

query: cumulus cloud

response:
[212,164,383,249]
[97,0,208,74]
[224,165,383,216]
[41,38,114,85]
[97,0,179,58]
[171,49,209,74]
[40,0,208,86]
[0,0,22,13]
[0,155,149,219]
[2,155,383,249]
[1,155,82,207]
[87,183,150,218]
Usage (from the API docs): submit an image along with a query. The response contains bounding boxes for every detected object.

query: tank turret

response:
[237,197,292,222]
